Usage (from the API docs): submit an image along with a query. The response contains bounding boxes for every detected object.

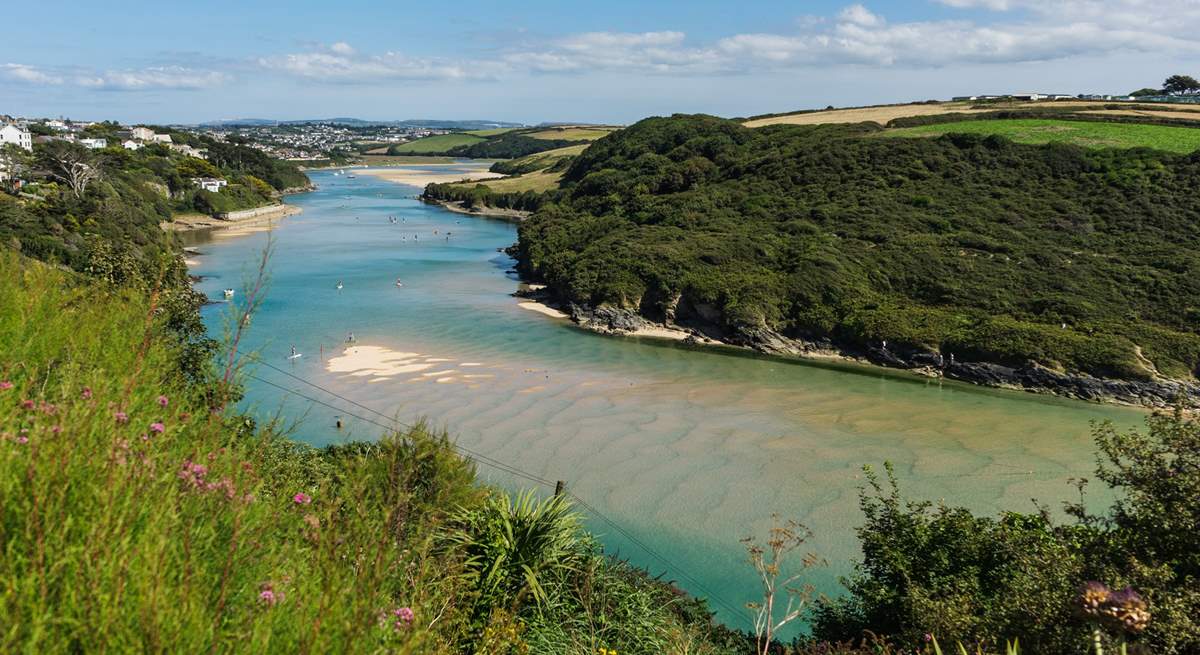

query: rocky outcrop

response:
[531,291,1200,409]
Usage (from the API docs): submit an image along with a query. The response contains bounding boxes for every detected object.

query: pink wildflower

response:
[157,395,169,407]
[50,425,62,434]
[293,493,312,505]
[149,422,165,434]
[16,435,29,445]
[393,607,414,624]
[0,381,13,390]
[114,411,128,423]
[259,589,277,606]
[21,399,34,410]
[82,387,93,400]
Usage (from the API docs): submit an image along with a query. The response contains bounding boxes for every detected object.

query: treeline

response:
[513,114,1200,384]
[0,135,309,380]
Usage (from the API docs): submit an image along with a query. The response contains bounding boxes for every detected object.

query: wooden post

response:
[554,480,565,497]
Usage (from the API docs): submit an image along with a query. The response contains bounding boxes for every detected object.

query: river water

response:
[189,167,1142,633]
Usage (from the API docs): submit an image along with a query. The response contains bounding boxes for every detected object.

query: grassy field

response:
[465,128,521,137]
[509,143,587,167]
[885,118,1200,153]
[742,100,1200,128]
[388,133,486,154]
[526,126,618,141]
[452,169,564,193]
[357,154,461,165]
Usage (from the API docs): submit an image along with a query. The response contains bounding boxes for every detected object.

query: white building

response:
[122,139,142,150]
[152,133,173,144]
[131,127,155,141]
[169,143,206,158]
[191,177,227,192]
[46,120,68,131]
[79,138,107,149]
[0,124,33,151]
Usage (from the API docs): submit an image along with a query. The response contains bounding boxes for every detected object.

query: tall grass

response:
[0,251,738,653]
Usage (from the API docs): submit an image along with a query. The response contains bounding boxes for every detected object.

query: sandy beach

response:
[361,165,504,188]
[165,204,302,233]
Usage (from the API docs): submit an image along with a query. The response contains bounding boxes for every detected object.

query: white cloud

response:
[256,2,1200,82]
[77,66,229,90]
[838,4,884,27]
[1,63,63,85]
[258,43,499,81]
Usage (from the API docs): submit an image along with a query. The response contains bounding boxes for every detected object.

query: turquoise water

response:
[191,168,1142,634]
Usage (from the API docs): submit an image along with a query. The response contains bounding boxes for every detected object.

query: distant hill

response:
[199,117,527,129]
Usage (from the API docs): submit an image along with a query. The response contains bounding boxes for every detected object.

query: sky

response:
[2,0,1198,125]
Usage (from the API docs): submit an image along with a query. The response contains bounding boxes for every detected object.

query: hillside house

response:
[0,124,33,151]
[79,138,107,149]
[191,177,226,193]
[152,133,173,144]
[122,139,142,150]
[131,127,155,141]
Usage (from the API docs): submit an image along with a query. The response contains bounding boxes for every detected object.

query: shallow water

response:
[191,168,1142,633]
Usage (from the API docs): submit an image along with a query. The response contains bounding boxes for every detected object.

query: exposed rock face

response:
[568,304,648,334]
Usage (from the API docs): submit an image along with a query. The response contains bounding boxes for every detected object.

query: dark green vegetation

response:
[0,131,309,382]
[813,412,1200,655]
[510,114,1200,387]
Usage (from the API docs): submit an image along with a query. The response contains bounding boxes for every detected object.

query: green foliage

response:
[387,133,487,155]
[814,412,1200,655]
[512,114,1200,382]
[0,253,737,653]
[885,119,1200,153]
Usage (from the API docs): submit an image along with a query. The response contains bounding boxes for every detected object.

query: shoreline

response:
[164,204,302,233]
[510,289,1193,410]
[421,196,531,221]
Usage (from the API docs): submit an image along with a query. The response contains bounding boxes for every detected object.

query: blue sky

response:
[3,0,1197,124]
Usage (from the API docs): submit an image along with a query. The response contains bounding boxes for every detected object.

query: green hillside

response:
[387,133,487,154]
[512,114,1200,387]
[886,118,1200,153]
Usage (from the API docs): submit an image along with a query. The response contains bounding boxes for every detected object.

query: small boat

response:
[347,175,357,179]
[336,281,344,291]
[395,279,404,287]
[287,353,302,360]
[223,289,235,298]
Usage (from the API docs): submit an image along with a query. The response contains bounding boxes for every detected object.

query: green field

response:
[526,126,618,141]
[886,118,1200,153]
[388,133,486,154]
[465,127,521,137]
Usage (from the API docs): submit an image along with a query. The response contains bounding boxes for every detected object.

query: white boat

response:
[287,353,302,360]
[223,289,235,298]
[336,281,344,290]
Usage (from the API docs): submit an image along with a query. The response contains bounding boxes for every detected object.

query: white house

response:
[46,120,68,131]
[152,133,173,144]
[191,177,227,193]
[122,139,142,150]
[131,127,155,141]
[79,138,107,149]
[0,124,33,151]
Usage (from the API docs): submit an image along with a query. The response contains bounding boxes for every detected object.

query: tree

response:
[1162,74,1200,95]
[1128,88,1162,98]
[35,140,102,199]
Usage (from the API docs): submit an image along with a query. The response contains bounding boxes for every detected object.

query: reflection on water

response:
[191,170,1143,633]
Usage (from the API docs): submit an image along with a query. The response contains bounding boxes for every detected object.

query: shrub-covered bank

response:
[510,115,1200,406]
[0,251,747,653]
